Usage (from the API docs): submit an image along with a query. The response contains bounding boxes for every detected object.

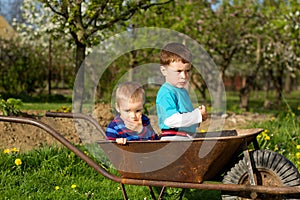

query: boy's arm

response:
[140,115,159,140]
[164,108,202,128]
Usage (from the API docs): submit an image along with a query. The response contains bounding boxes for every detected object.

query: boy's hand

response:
[116,138,127,144]
[199,105,208,121]
[124,117,143,133]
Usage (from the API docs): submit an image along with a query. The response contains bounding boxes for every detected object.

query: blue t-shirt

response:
[156,82,197,133]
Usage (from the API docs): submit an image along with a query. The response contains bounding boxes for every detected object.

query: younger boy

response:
[156,42,208,140]
[106,82,159,144]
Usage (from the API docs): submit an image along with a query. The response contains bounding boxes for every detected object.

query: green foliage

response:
[249,107,300,169]
[0,38,47,95]
[0,146,221,199]
[0,96,23,116]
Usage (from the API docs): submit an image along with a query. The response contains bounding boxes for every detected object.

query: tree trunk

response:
[264,69,272,109]
[48,38,52,95]
[191,73,207,103]
[274,64,284,107]
[73,42,86,113]
[284,70,292,93]
[239,75,254,111]
[214,70,225,114]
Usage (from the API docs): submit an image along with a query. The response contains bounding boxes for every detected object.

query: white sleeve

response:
[164,108,202,128]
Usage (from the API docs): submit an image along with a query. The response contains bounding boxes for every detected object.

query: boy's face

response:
[116,99,143,122]
[160,61,191,88]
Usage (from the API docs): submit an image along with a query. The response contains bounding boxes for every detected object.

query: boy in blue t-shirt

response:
[156,42,208,140]
[106,82,158,144]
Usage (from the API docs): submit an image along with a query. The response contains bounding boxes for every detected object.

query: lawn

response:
[0,90,299,199]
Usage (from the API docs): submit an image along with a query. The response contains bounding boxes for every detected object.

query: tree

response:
[0,38,47,95]
[134,0,262,110]
[38,0,173,112]
[14,0,75,96]
[259,0,300,107]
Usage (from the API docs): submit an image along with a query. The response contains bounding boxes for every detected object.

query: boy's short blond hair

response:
[115,82,145,105]
[160,42,192,66]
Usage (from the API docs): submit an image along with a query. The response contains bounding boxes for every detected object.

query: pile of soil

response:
[0,103,269,152]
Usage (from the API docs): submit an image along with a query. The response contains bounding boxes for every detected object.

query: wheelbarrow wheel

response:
[222,150,300,200]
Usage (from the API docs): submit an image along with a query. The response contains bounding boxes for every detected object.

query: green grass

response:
[225,90,300,115]
[22,102,72,111]
[0,146,222,199]
[247,108,300,170]
[1,107,299,199]
[1,89,299,199]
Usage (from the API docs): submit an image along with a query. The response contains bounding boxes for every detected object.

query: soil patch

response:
[0,103,270,152]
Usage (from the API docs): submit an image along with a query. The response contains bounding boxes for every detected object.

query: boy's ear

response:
[160,66,167,76]
[115,103,120,112]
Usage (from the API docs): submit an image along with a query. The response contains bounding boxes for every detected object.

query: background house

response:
[0,15,15,40]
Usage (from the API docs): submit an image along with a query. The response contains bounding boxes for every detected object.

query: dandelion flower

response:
[11,148,19,152]
[257,135,262,139]
[297,145,300,150]
[3,149,10,154]
[296,152,300,159]
[55,186,60,190]
[15,158,22,166]
[71,184,77,189]
[264,135,270,141]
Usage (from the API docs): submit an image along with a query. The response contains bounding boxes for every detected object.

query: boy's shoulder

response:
[158,83,187,96]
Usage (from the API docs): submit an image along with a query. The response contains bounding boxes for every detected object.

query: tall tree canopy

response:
[38,0,173,111]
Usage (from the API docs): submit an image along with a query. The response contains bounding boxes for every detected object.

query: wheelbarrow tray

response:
[98,128,263,183]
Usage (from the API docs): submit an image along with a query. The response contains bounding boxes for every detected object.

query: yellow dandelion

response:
[11,148,19,152]
[71,184,77,189]
[296,152,300,159]
[264,135,270,141]
[297,145,300,150]
[257,135,262,139]
[55,186,60,190]
[274,144,278,151]
[15,158,22,166]
[264,130,268,133]
[271,116,276,121]
[3,149,10,154]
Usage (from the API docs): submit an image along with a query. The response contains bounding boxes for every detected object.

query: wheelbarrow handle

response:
[0,115,118,182]
[45,111,106,138]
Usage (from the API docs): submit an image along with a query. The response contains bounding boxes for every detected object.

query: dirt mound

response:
[0,103,269,152]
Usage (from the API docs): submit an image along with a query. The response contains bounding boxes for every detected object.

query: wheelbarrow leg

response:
[148,186,157,200]
[158,186,166,200]
[243,140,258,199]
[177,188,185,200]
[252,138,260,150]
[120,183,128,200]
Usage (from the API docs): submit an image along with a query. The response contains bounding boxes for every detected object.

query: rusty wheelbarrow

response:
[0,112,299,200]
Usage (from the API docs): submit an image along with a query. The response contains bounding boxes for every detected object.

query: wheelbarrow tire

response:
[222,150,300,200]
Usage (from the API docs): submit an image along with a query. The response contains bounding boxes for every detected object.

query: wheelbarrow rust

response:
[0,113,299,200]
[98,129,259,184]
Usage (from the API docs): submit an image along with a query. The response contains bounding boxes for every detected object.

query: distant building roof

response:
[0,15,15,40]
